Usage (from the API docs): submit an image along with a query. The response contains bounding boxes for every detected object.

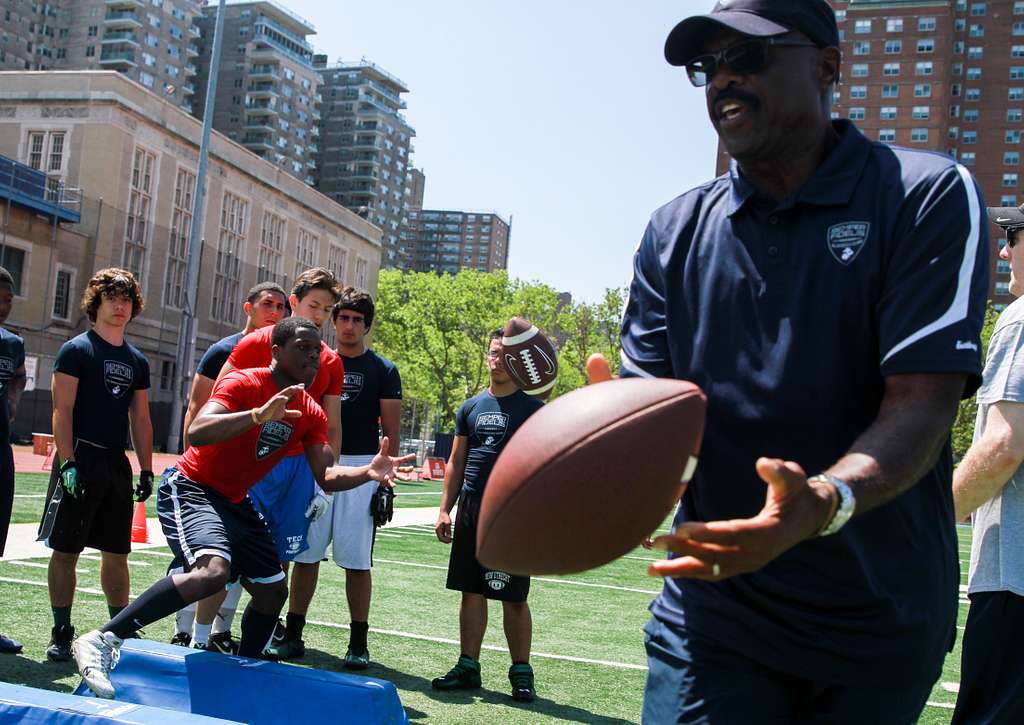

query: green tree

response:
[951,302,1000,461]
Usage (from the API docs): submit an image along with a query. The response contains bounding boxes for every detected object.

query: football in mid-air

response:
[477,377,706,575]
[501,317,558,398]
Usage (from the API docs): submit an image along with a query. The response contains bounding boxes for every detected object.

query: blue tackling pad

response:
[0,681,239,723]
[72,639,408,724]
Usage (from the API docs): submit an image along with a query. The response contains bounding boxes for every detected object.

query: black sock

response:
[107,604,125,620]
[285,612,306,640]
[52,606,72,628]
[238,604,279,658]
[349,620,368,652]
[104,576,187,640]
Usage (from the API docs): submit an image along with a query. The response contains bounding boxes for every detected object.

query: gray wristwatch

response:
[809,474,855,536]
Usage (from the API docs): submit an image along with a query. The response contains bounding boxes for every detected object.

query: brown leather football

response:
[477,377,706,575]
[501,317,558,399]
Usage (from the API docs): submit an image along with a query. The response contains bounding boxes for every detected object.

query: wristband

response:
[251,408,261,425]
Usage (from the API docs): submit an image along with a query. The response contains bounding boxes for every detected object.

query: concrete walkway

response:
[1,505,442,562]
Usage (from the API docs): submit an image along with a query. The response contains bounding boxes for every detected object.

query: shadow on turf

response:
[0,654,78,693]
[366,661,635,724]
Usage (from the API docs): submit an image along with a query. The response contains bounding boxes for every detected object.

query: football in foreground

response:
[477,377,706,575]
[502,317,558,399]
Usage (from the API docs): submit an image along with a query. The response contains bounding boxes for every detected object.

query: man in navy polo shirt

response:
[605,2,990,722]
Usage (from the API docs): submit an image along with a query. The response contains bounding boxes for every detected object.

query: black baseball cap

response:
[988,204,1024,229]
[665,0,840,67]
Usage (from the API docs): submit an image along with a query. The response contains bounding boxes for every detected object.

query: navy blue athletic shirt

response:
[54,330,150,450]
[0,327,24,444]
[455,389,542,496]
[622,121,989,685]
[196,331,244,379]
[339,349,402,456]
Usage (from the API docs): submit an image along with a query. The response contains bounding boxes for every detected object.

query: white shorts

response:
[293,454,377,569]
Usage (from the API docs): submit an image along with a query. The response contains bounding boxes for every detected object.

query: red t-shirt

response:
[177,368,329,502]
[226,325,344,402]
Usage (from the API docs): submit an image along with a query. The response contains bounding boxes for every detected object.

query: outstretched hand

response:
[367,436,415,487]
[256,383,305,424]
[647,458,834,580]
[585,353,615,384]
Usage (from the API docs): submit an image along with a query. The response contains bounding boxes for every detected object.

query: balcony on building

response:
[182,82,195,95]
[103,10,143,28]
[99,47,137,67]
[186,44,199,57]
[242,134,274,153]
[249,63,280,81]
[245,98,279,117]
[184,63,197,76]
[252,14,315,67]
[0,154,81,224]
[189,25,201,38]
[101,30,139,46]
[247,82,279,98]
[104,0,143,8]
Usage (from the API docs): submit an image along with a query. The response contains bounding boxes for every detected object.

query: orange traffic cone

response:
[131,501,149,544]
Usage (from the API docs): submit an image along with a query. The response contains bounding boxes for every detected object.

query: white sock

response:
[192,622,212,647]
[175,601,197,636]
[213,582,243,635]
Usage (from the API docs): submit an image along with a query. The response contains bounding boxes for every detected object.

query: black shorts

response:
[37,440,133,555]
[446,491,530,602]
[157,468,284,585]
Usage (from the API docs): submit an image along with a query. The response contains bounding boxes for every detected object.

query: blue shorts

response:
[642,616,933,724]
[247,454,316,561]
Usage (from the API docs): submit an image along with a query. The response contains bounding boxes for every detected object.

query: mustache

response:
[712,88,761,113]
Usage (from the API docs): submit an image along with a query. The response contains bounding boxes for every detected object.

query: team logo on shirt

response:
[475,412,509,447]
[103,361,134,399]
[485,571,511,591]
[255,420,294,459]
[341,372,364,403]
[0,356,12,391]
[826,222,870,266]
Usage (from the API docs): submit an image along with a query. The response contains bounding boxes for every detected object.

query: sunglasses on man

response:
[685,36,817,87]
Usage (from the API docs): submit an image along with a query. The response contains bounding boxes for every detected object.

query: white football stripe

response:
[526,378,557,395]
[502,325,540,346]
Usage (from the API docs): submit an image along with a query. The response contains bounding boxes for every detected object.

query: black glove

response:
[59,459,81,499]
[370,484,395,527]
[134,470,154,502]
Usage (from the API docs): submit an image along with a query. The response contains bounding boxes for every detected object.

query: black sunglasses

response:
[685,37,818,87]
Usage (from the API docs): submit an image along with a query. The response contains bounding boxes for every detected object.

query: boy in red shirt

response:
[72,318,410,700]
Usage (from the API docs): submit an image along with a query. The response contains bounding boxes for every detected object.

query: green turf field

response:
[11,472,50,525]
[0,505,971,723]
[393,478,443,508]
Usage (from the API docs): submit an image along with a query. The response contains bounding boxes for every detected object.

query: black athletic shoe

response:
[343,646,370,670]
[208,631,239,655]
[265,633,304,660]
[170,631,192,647]
[191,640,209,651]
[508,663,536,702]
[431,655,481,690]
[46,624,74,662]
[0,633,22,654]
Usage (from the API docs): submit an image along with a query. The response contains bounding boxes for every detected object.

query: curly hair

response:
[81,267,145,322]
[331,286,375,328]
[291,267,341,304]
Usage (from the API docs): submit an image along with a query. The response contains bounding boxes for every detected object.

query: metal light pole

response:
[166,0,226,453]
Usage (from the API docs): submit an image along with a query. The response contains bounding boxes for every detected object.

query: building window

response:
[915,83,933,97]
[294,228,319,281]
[962,152,976,165]
[965,88,981,100]
[327,243,348,284]
[952,84,962,97]
[855,20,872,33]
[164,167,195,309]
[851,64,869,77]
[969,47,984,59]
[0,245,26,296]
[950,105,961,118]
[212,192,247,323]
[258,212,286,287]
[965,109,980,122]
[123,147,155,280]
[1010,109,1024,122]
[1007,152,1021,165]
[879,129,897,142]
[1007,130,1022,143]
[882,84,900,98]
[971,2,987,14]
[850,85,867,99]
[916,61,933,75]
[969,23,985,37]
[25,130,67,199]
[918,17,936,31]
[887,18,904,32]
[1015,22,1024,36]
[955,41,965,54]
[911,128,929,142]
[883,62,900,76]
[953,63,963,76]
[963,131,978,144]
[881,106,898,120]
[967,67,982,80]
[355,257,368,289]
[1012,88,1024,101]
[1016,1,1024,14]
[885,40,902,54]
[52,265,74,320]
[853,41,870,55]
[912,106,930,119]
[1005,173,1020,187]
[849,107,866,120]
[997,282,1011,295]
[917,39,935,53]
[949,126,960,139]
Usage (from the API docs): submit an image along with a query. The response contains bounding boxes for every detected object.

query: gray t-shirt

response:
[968,295,1024,596]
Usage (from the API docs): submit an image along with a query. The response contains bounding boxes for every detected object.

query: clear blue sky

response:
[284,1,719,303]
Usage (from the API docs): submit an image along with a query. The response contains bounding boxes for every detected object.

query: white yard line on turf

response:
[7,560,88,574]
[926,701,955,710]
[306,618,649,671]
[12,493,45,498]
[373,558,660,595]
[0,575,104,596]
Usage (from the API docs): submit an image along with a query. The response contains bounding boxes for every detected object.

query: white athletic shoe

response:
[72,629,122,699]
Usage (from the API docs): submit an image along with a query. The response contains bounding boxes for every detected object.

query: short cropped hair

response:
[0,267,14,290]
[291,267,341,304]
[81,267,144,322]
[331,286,375,328]
[247,281,287,304]
[489,328,503,343]
[271,316,320,348]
